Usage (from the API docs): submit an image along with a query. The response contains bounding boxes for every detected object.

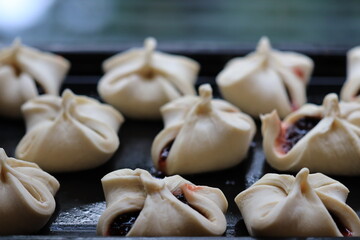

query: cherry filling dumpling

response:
[0,148,59,235]
[0,39,70,118]
[151,84,256,175]
[261,93,360,175]
[341,46,360,102]
[235,168,360,237]
[97,37,199,120]
[15,89,124,172]
[97,168,228,236]
[216,37,313,118]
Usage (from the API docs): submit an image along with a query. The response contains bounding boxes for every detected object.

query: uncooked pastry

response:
[151,84,256,175]
[15,89,124,172]
[0,39,70,118]
[261,93,360,175]
[97,168,228,236]
[341,46,360,102]
[216,37,313,118]
[0,148,59,235]
[98,37,200,119]
[235,168,360,237]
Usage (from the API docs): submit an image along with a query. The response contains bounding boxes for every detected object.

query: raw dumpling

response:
[151,84,256,175]
[0,39,70,118]
[216,37,313,118]
[341,46,360,102]
[15,89,124,172]
[98,37,200,120]
[0,148,59,235]
[261,93,360,175]
[235,168,360,237]
[97,168,227,236]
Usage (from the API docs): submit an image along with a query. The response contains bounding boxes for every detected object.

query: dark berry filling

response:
[174,192,189,205]
[356,89,360,97]
[107,211,140,236]
[280,116,321,154]
[330,212,352,237]
[158,139,174,173]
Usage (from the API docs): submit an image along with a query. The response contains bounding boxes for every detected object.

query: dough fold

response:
[216,37,313,118]
[98,37,199,119]
[0,39,70,117]
[235,168,360,237]
[97,168,227,236]
[0,148,59,235]
[15,89,124,172]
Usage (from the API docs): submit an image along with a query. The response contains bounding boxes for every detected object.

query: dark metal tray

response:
[1,47,358,239]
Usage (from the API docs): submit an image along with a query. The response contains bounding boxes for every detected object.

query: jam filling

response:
[172,190,206,218]
[330,212,352,237]
[107,211,140,236]
[158,139,174,173]
[280,116,321,154]
[293,66,305,80]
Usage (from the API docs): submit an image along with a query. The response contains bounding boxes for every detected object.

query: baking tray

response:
[1,47,359,239]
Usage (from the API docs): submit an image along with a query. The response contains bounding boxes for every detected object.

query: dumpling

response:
[97,168,227,236]
[15,89,124,172]
[341,46,360,102]
[235,168,360,237]
[151,84,256,175]
[261,93,360,175]
[98,37,199,120]
[216,37,313,118]
[0,39,70,118]
[0,148,59,235]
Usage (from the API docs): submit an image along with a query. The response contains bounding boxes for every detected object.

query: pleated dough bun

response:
[15,89,124,172]
[97,168,228,237]
[235,168,360,237]
[0,39,70,118]
[0,148,59,235]
[98,37,199,120]
[261,93,360,175]
[151,84,256,175]
[216,37,313,118]
[341,46,360,102]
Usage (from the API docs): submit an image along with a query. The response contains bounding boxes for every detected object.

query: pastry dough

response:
[0,39,70,118]
[98,37,199,120]
[0,148,59,235]
[15,89,124,172]
[151,84,256,175]
[341,46,360,102]
[97,168,227,236]
[216,37,313,118]
[235,168,360,237]
[261,93,360,175]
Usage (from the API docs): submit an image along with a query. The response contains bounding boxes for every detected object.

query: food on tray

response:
[151,84,256,175]
[97,168,227,236]
[97,37,200,120]
[0,39,70,118]
[216,36,313,118]
[15,89,124,172]
[0,148,59,235]
[341,46,360,102]
[235,168,360,237]
[261,93,360,175]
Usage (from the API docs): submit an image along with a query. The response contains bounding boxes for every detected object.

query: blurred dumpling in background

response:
[216,37,313,119]
[341,46,360,102]
[15,89,124,172]
[0,39,70,118]
[98,37,200,120]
